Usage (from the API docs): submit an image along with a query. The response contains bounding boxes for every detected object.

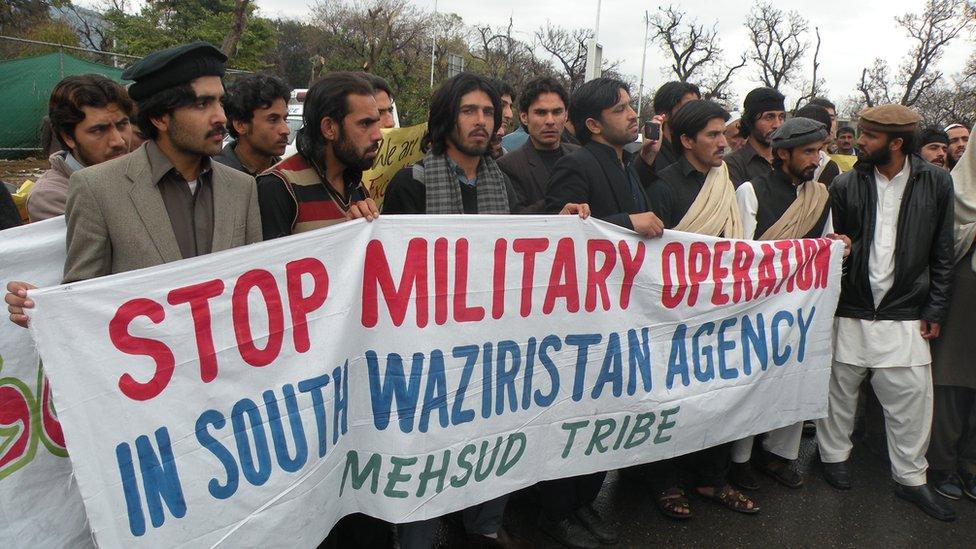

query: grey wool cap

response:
[771,117,827,150]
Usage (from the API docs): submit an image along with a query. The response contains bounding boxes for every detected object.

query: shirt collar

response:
[146,140,212,186]
[677,155,708,181]
[873,156,910,184]
[64,151,86,172]
[446,155,480,186]
[586,140,634,166]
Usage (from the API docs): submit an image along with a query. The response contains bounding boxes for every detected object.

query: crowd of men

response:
[2,40,976,547]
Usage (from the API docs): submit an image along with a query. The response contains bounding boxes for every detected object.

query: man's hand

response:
[346,198,380,221]
[629,212,664,238]
[5,281,37,329]
[639,114,666,167]
[558,203,591,219]
[920,319,941,340]
[826,233,852,258]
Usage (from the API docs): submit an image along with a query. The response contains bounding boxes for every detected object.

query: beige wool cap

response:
[858,104,921,133]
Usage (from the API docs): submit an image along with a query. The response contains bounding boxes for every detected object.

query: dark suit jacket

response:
[497,140,579,213]
[543,140,651,230]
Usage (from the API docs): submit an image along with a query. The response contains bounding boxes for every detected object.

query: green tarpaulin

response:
[0,53,126,159]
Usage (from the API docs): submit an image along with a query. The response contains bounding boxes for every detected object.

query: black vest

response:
[752,170,829,238]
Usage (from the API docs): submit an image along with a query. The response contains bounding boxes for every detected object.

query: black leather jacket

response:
[830,155,955,324]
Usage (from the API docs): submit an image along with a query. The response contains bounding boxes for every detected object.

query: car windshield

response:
[286,118,303,144]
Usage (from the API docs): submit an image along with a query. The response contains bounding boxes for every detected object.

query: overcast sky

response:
[113,0,971,111]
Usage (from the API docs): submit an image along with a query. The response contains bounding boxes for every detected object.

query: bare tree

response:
[53,2,112,50]
[792,26,825,110]
[745,2,809,89]
[648,5,746,103]
[855,0,974,110]
[534,22,591,92]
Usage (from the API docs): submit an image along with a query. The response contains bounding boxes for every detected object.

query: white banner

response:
[0,217,93,548]
[27,216,842,548]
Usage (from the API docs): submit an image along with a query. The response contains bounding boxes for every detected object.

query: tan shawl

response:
[758,180,829,240]
[950,139,976,270]
[674,162,743,238]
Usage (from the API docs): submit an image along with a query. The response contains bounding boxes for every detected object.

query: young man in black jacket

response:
[543,77,663,239]
[816,104,957,521]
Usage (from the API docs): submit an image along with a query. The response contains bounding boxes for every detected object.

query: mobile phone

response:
[643,121,660,141]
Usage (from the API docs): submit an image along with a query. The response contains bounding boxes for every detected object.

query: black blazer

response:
[497,140,579,213]
[544,140,651,230]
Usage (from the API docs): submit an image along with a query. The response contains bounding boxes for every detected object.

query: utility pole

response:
[584,0,603,82]
[429,0,437,88]
[636,10,650,119]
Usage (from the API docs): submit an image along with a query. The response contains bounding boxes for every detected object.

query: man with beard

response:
[725,87,785,187]
[361,72,397,129]
[27,74,135,221]
[645,99,758,518]
[725,112,746,153]
[215,73,291,176]
[946,123,970,170]
[383,72,586,549]
[488,78,515,159]
[7,42,263,327]
[731,117,848,490]
[794,104,841,185]
[256,72,380,239]
[817,104,956,522]
[497,76,578,214]
[917,126,949,169]
[544,77,663,238]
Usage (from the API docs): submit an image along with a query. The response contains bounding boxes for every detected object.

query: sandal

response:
[695,485,761,514]
[656,486,693,520]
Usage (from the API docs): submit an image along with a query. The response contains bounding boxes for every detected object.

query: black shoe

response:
[929,470,963,500]
[538,516,600,549]
[822,461,851,490]
[959,470,976,501]
[730,461,761,490]
[894,484,957,522]
[762,457,804,489]
[574,505,617,544]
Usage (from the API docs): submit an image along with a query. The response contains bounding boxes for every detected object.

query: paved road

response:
[427,433,976,548]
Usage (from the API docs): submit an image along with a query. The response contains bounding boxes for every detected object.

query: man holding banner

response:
[646,99,758,517]
[256,72,381,239]
[6,41,263,326]
[732,116,847,490]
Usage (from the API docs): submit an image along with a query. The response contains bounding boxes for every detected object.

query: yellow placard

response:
[830,154,858,173]
[362,123,427,209]
[12,179,35,222]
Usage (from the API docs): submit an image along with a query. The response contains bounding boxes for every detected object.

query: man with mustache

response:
[215,73,291,176]
[27,74,135,221]
[817,104,956,522]
[6,42,263,326]
[946,123,970,170]
[725,87,786,187]
[384,72,586,549]
[731,117,847,491]
[256,71,380,239]
[836,126,857,156]
[645,99,759,519]
[917,126,949,169]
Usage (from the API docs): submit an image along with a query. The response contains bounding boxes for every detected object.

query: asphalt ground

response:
[418,431,976,549]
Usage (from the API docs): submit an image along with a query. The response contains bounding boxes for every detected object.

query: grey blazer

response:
[63,144,262,283]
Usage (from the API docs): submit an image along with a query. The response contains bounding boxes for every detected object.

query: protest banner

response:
[0,217,93,548]
[362,123,427,209]
[28,216,842,548]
